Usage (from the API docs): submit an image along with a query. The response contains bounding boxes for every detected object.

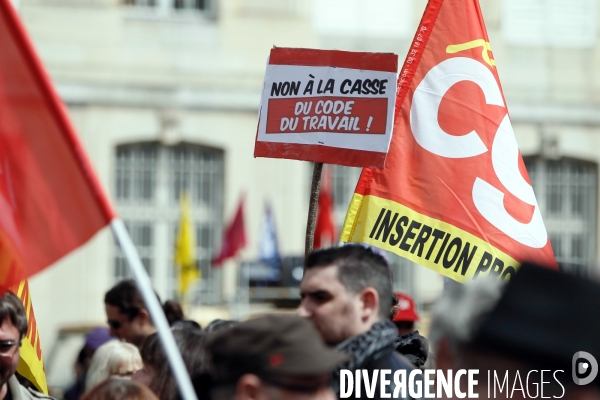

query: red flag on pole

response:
[314,167,336,249]
[0,2,115,288]
[0,6,198,399]
[212,196,247,266]
[341,0,556,283]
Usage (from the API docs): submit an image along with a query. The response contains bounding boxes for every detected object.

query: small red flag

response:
[0,2,115,288]
[212,196,247,266]
[314,167,336,249]
[341,0,556,283]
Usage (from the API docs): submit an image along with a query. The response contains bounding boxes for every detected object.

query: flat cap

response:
[207,314,348,384]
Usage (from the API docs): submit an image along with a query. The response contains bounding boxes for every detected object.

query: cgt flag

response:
[0,2,115,289]
[341,0,556,282]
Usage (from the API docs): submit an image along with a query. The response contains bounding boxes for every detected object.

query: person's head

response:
[430,263,600,399]
[81,378,158,400]
[104,280,157,346]
[206,315,346,400]
[133,328,205,400]
[85,340,143,392]
[204,319,237,334]
[297,245,393,345]
[163,300,184,326]
[0,291,27,389]
[76,327,116,377]
[391,292,420,336]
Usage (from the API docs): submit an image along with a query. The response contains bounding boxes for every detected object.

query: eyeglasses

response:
[108,309,139,330]
[0,340,21,356]
[112,369,139,378]
[107,319,123,330]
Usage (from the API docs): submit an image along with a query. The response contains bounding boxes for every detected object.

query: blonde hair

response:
[85,341,142,392]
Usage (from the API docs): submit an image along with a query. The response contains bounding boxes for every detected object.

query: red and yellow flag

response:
[341,0,556,282]
[10,281,47,394]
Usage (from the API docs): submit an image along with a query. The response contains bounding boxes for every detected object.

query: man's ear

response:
[359,287,379,321]
[136,308,152,326]
[235,374,262,400]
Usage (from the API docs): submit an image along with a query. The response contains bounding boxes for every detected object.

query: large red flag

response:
[314,167,336,249]
[0,2,115,288]
[341,0,556,282]
[212,196,247,266]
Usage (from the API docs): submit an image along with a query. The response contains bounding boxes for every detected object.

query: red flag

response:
[212,196,247,266]
[314,167,336,249]
[0,2,115,288]
[341,0,556,283]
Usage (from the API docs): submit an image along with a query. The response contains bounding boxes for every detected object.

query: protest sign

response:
[340,0,557,282]
[255,48,398,169]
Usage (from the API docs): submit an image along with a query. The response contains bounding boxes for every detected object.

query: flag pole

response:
[111,219,198,400]
[305,162,323,256]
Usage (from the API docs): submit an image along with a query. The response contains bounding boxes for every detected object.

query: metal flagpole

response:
[111,219,198,400]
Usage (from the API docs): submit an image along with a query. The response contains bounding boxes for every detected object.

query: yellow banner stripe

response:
[11,281,48,394]
[341,194,520,283]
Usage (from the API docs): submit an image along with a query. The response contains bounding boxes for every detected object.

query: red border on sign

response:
[254,141,386,169]
[269,48,398,73]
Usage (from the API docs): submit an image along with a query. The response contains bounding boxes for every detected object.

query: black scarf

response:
[332,319,398,396]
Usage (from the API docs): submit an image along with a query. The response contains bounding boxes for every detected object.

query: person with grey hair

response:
[429,275,505,355]
[429,262,600,400]
[298,245,417,399]
[85,341,143,392]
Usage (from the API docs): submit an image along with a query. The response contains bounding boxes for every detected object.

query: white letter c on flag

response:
[410,57,504,158]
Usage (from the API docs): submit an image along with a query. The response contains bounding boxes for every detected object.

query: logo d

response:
[573,351,598,385]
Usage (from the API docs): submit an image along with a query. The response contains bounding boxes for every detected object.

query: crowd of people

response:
[0,244,598,400]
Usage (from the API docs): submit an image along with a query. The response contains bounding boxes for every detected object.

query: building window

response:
[502,0,596,48]
[123,0,208,10]
[114,220,154,281]
[313,0,413,40]
[116,145,157,202]
[114,142,224,302]
[121,0,215,17]
[525,157,597,275]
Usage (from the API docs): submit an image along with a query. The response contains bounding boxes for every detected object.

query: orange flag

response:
[341,0,556,282]
[0,2,115,289]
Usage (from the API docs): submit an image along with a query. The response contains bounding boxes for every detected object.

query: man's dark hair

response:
[104,279,160,319]
[204,319,237,334]
[163,300,184,326]
[305,245,393,318]
[0,291,28,338]
[140,329,205,400]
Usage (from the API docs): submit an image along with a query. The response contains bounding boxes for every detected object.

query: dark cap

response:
[471,262,600,373]
[207,315,348,384]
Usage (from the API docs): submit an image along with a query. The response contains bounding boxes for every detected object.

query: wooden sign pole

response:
[305,162,323,256]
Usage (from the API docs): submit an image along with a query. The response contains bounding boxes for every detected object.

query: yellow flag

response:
[175,192,199,298]
[10,280,48,394]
